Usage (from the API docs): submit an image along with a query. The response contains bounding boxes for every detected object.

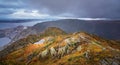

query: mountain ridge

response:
[0,27,66,58]
[0,27,119,65]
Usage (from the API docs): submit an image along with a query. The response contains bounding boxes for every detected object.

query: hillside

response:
[0,27,66,58]
[32,19,120,40]
[0,25,25,39]
[10,19,120,43]
[0,25,26,51]
[0,27,120,65]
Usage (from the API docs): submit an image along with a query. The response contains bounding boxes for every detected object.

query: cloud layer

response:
[0,0,120,19]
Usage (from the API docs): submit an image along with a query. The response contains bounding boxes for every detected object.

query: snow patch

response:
[34,39,45,44]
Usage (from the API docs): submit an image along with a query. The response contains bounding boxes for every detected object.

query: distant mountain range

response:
[10,19,120,42]
[0,19,120,50]
[0,19,44,23]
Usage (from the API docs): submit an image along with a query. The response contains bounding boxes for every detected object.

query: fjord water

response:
[0,21,42,29]
[0,21,43,48]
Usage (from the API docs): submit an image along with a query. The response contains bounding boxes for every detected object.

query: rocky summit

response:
[0,27,120,65]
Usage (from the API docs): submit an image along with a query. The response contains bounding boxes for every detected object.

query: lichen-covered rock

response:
[41,49,49,58]
[78,34,86,40]
[64,37,81,47]
[64,38,71,45]
[58,46,68,57]
[84,50,90,59]
[50,47,57,57]
[77,46,82,51]
[46,37,54,42]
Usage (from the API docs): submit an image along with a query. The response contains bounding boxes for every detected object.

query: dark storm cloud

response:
[25,0,120,18]
[0,0,23,8]
[0,0,120,18]
[0,0,26,15]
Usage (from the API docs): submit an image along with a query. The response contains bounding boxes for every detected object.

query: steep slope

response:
[10,27,37,43]
[0,27,66,59]
[0,25,25,39]
[0,26,26,50]
[0,29,120,65]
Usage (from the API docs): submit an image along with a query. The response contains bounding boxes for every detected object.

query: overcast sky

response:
[0,0,120,19]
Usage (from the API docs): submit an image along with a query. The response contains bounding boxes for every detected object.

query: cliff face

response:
[0,27,120,65]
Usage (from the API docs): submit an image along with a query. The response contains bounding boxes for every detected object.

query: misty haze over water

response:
[0,21,42,29]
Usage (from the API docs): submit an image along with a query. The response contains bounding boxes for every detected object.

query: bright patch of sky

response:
[10,9,51,19]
